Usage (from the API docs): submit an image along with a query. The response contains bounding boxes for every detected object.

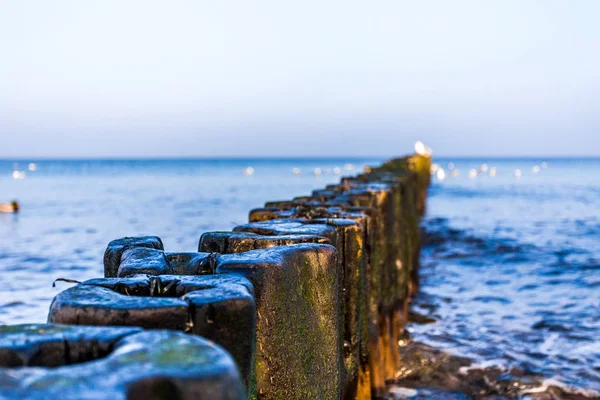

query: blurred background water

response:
[1,157,599,394]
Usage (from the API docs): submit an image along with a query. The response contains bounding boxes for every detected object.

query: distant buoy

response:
[292,168,301,176]
[243,167,255,176]
[313,168,322,176]
[514,169,522,179]
[468,169,478,179]
[333,167,342,175]
[28,163,37,171]
[0,201,19,214]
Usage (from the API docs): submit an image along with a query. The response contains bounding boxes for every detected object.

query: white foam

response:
[521,378,600,397]
[388,386,418,398]
[458,359,508,375]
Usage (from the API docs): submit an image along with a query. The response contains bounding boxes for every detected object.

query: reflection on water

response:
[391,158,600,398]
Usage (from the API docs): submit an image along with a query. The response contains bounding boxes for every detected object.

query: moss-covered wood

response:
[0,324,245,399]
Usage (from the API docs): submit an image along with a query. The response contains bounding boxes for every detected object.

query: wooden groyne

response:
[0,153,431,400]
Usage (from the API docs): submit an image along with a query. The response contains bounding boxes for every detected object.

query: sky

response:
[0,0,599,158]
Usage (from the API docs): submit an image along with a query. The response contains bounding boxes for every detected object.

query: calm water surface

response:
[1,157,599,396]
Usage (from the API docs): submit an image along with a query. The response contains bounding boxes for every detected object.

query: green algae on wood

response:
[216,244,342,400]
[0,324,245,399]
[232,219,366,399]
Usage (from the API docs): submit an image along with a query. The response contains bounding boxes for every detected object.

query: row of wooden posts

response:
[0,153,431,399]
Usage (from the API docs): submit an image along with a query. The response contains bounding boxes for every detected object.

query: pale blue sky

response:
[0,0,598,158]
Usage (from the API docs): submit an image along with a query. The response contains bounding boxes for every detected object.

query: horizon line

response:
[1,154,600,161]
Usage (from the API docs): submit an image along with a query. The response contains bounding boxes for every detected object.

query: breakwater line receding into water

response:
[0,153,431,399]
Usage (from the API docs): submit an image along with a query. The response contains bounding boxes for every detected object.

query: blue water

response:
[1,157,599,396]
[413,158,600,396]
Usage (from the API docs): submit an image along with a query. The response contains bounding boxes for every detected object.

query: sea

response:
[1,157,599,398]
